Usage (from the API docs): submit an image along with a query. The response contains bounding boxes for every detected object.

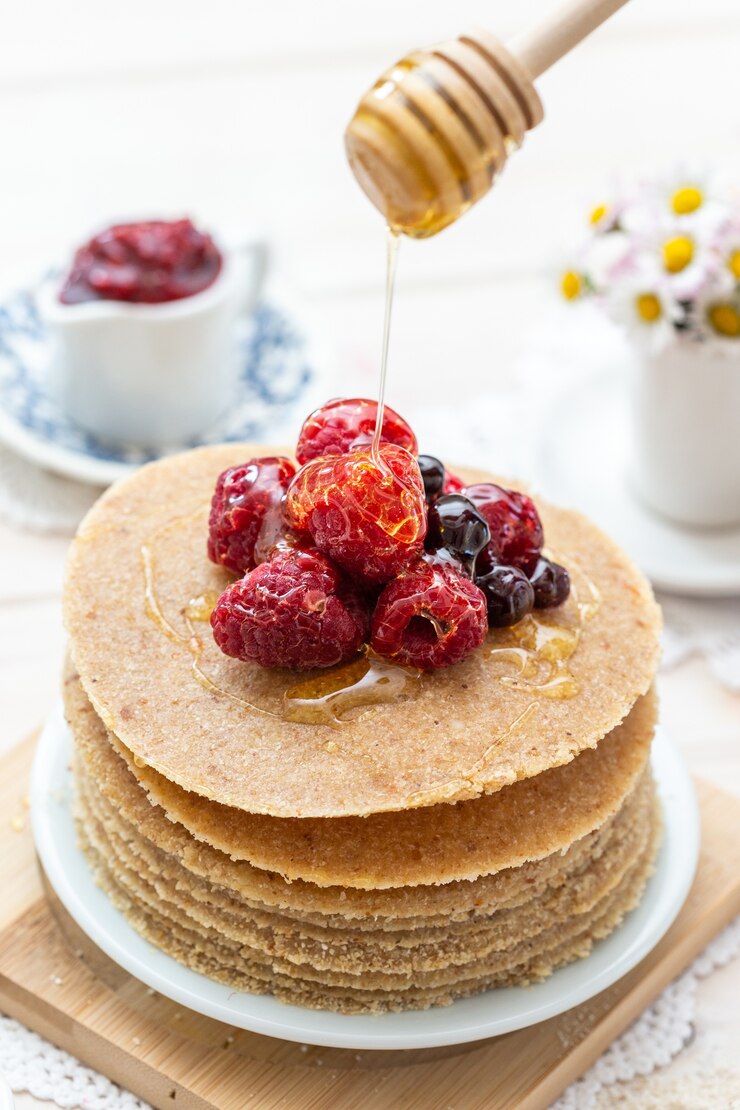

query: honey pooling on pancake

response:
[283,650,422,726]
[484,557,601,700]
[140,508,591,723]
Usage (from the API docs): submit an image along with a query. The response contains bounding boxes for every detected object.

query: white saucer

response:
[32,704,698,1051]
[535,374,740,597]
[0,283,317,487]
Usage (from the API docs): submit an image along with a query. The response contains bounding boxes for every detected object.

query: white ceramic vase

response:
[629,340,740,528]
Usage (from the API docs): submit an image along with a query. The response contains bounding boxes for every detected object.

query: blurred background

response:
[3,0,739,408]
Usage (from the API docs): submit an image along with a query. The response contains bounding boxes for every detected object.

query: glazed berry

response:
[211,549,369,670]
[425,494,490,576]
[296,398,418,465]
[464,483,544,575]
[476,565,535,628]
[443,470,465,495]
[285,444,427,585]
[371,558,488,670]
[530,556,571,609]
[418,455,446,500]
[208,457,296,576]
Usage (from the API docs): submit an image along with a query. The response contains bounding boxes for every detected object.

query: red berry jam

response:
[59,218,222,305]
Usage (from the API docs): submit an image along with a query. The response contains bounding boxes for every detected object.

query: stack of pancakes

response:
[63,446,662,1014]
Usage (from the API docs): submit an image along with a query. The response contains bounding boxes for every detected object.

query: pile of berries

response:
[208,398,570,672]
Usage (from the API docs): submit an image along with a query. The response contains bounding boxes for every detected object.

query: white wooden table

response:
[2,0,740,1105]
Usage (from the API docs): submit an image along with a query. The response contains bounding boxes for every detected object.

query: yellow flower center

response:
[729,250,740,280]
[708,303,740,337]
[561,270,583,300]
[636,293,662,323]
[590,203,609,226]
[662,236,694,274]
[671,186,703,215]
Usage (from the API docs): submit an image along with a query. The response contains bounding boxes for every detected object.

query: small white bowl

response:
[37,240,266,449]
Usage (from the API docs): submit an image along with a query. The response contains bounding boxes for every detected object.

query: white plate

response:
[32,704,699,1051]
[0,282,318,487]
[535,374,740,597]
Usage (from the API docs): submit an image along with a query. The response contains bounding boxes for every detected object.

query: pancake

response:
[68,670,657,926]
[76,760,654,975]
[77,786,660,1013]
[63,444,661,818]
[65,660,655,889]
[65,662,656,889]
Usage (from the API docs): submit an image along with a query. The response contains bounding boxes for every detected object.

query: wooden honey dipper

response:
[345,0,630,236]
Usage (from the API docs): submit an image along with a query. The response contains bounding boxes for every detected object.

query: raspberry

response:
[371,557,488,670]
[285,444,427,585]
[443,470,465,495]
[296,398,418,465]
[208,457,296,575]
[210,549,369,669]
[464,483,544,575]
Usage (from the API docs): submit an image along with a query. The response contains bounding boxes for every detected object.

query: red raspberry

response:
[464,483,544,575]
[443,470,465,494]
[210,549,369,670]
[208,457,296,575]
[285,444,427,585]
[371,557,488,670]
[296,398,418,465]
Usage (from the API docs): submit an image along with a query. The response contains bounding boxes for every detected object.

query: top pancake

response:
[64,444,661,818]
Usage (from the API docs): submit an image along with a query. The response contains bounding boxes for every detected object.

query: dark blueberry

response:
[476,565,535,627]
[426,494,490,576]
[530,557,571,609]
[418,454,446,500]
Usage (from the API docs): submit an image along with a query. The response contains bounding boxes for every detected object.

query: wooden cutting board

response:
[2,731,740,1110]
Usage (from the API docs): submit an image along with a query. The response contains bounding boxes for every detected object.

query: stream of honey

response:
[371,226,401,461]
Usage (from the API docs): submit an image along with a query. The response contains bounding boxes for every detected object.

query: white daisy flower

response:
[580,230,635,291]
[603,261,679,352]
[693,279,740,341]
[562,167,740,346]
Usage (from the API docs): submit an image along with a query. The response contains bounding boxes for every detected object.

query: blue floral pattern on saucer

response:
[0,287,314,484]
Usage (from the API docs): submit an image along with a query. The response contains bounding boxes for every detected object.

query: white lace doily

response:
[1,915,738,1109]
[0,1016,149,1109]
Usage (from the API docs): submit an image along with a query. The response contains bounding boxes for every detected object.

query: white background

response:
[2,1,740,1105]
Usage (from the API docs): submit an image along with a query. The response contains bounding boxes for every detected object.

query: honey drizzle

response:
[403,701,539,807]
[484,556,601,700]
[141,518,415,726]
[371,226,401,463]
[141,515,281,720]
[284,650,421,727]
[141,518,601,723]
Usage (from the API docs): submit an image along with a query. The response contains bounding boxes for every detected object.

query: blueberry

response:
[530,557,571,608]
[418,455,446,500]
[426,494,490,576]
[476,565,535,627]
